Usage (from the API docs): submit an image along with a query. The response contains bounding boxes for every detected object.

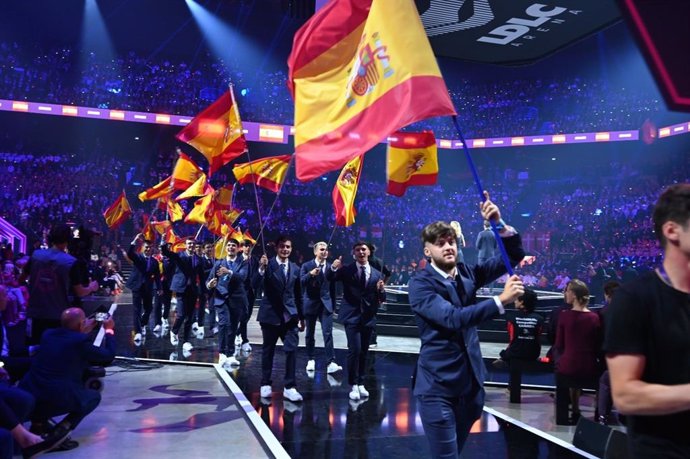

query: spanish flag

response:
[103,191,132,229]
[232,155,291,193]
[172,152,204,190]
[243,230,256,246]
[212,184,234,211]
[184,192,214,225]
[138,176,173,202]
[386,131,438,197]
[175,89,248,176]
[332,155,363,227]
[288,0,455,182]
[141,215,157,242]
[175,173,213,201]
[165,198,185,222]
[151,220,172,236]
[164,228,187,253]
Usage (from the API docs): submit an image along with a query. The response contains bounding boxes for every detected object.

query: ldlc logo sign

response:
[417,0,620,65]
[477,4,567,46]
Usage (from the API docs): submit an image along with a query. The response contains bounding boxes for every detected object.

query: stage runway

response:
[68,295,604,459]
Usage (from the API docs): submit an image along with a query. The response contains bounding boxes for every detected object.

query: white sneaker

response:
[306,359,316,372]
[260,385,272,398]
[326,362,342,374]
[358,385,369,398]
[235,335,242,346]
[224,355,240,367]
[283,387,303,402]
[133,332,142,342]
[169,352,178,361]
[170,332,179,346]
[241,342,252,352]
[327,375,342,387]
[162,318,169,328]
[153,324,162,333]
[182,342,194,352]
[171,297,178,306]
[196,328,205,339]
[192,322,199,332]
[349,385,360,401]
[218,353,228,366]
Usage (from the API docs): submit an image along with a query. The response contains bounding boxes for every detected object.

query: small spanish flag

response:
[232,155,291,193]
[138,176,173,202]
[151,220,172,236]
[212,184,234,211]
[184,192,214,225]
[176,88,248,176]
[141,215,157,242]
[332,155,363,227]
[175,173,213,201]
[103,191,132,229]
[386,131,438,197]
[172,152,204,190]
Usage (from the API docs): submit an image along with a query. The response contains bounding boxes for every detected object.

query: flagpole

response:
[195,224,204,241]
[253,156,294,251]
[450,115,514,276]
[326,224,338,248]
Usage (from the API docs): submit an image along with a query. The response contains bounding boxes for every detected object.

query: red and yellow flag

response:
[184,192,214,225]
[175,173,213,201]
[243,230,256,246]
[172,152,204,190]
[386,131,438,197]
[212,184,234,211]
[332,155,363,226]
[164,228,187,253]
[103,191,132,229]
[232,155,291,193]
[151,220,172,236]
[288,0,455,182]
[175,89,248,176]
[141,215,157,242]
[138,176,173,202]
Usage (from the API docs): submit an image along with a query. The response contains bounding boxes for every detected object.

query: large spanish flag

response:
[232,155,291,193]
[386,131,438,197]
[176,89,248,176]
[172,152,204,190]
[103,191,132,229]
[138,176,173,202]
[332,155,363,227]
[288,0,455,182]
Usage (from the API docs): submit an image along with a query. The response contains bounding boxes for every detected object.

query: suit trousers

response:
[132,289,153,333]
[344,324,373,385]
[216,302,242,356]
[417,386,484,459]
[154,289,172,325]
[195,288,209,327]
[238,290,256,343]
[22,382,101,430]
[172,288,197,341]
[0,384,34,458]
[260,322,298,388]
[305,307,335,363]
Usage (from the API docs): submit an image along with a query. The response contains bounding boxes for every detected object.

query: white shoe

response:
[327,362,342,374]
[182,342,194,352]
[170,331,179,346]
[162,318,169,328]
[169,352,178,361]
[224,355,240,367]
[192,322,199,332]
[358,385,369,398]
[234,335,242,346]
[171,297,178,306]
[182,349,192,359]
[349,385,360,401]
[283,387,303,402]
[306,359,315,372]
[260,385,272,398]
[241,342,252,352]
[153,324,162,333]
[327,375,342,387]
[133,332,142,342]
[196,328,205,339]
[218,353,228,366]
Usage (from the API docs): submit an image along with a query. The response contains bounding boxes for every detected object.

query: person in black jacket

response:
[126,233,162,343]
[327,242,386,402]
[254,236,304,402]
[206,238,248,369]
[237,240,260,352]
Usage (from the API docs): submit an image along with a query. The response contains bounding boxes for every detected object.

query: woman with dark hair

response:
[555,279,603,423]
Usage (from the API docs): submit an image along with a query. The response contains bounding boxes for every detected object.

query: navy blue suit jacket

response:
[161,245,204,294]
[408,233,524,397]
[125,244,161,292]
[207,257,248,310]
[300,260,336,315]
[254,258,302,326]
[326,263,386,327]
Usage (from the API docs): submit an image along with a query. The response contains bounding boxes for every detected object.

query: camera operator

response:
[19,224,99,349]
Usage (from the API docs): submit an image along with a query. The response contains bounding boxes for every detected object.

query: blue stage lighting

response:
[241,88,249,96]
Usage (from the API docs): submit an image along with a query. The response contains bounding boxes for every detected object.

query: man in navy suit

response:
[126,233,162,343]
[254,236,304,402]
[238,240,260,352]
[408,192,525,458]
[20,308,116,448]
[327,242,386,402]
[206,238,248,369]
[161,238,204,352]
[301,241,341,374]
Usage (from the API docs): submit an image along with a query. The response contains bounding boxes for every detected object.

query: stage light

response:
[398,240,405,249]
[241,88,249,96]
